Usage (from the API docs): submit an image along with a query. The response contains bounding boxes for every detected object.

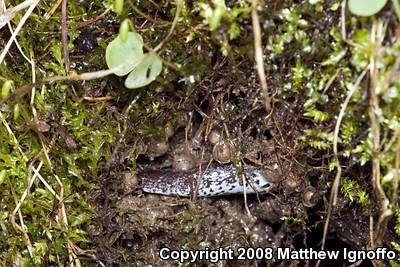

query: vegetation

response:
[0,0,400,266]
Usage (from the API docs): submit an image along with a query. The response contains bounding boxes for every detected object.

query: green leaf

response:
[105,32,144,76]
[199,0,227,31]
[1,80,13,99]
[348,0,388,16]
[0,170,6,185]
[304,109,330,123]
[124,52,163,89]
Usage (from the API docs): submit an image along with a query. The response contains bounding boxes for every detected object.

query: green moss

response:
[2,0,400,265]
[341,178,371,207]
[0,0,114,264]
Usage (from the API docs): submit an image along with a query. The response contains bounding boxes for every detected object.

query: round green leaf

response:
[348,0,387,16]
[124,52,162,89]
[106,32,144,76]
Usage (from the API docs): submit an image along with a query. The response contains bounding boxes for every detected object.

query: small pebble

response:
[302,186,319,207]
[147,140,169,159]
[212,140,234,164]
[208,129,221,145]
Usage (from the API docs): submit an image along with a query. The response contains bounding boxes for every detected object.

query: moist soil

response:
[89,61,397,266]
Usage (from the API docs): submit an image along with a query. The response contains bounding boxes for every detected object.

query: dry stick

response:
[45,0,63,19]
[153,0,182,52]
[76,7,111,29]
[61,0,69,72]
[322,69,340,95]
[2,0,32,64]
[6,24,32,64]
[251,0,271,113]
[32,165,61,200]
[394,137,400,208]
[0,0,39,64]
[340,0,347,40]
[319,67,368,254]
[9,180,28,240]
[0,0,38,29]
[369,21,393,252]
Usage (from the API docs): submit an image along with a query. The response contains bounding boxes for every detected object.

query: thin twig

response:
[341,0,347,40]
[0,0,39,64]
[322,69,340,94]
[320,67,368,251]
[393,136,400,207]
[61,0,69,72]
[76,8,111,28]
[2,0,32,64]
[0,0,38,29]
[45,0,63,19]
[251,0,271,113]
[368,21,393,251]
[0,111,27,160]
[154,0,182,52]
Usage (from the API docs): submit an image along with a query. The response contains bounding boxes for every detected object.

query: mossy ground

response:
[1,0,400,266]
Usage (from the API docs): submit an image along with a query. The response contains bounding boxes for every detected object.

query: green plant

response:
[348,0,388,16]
[341,178,371,207]
[113,0,124,14]
[199,0,227,31]
[105,19,163,89]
